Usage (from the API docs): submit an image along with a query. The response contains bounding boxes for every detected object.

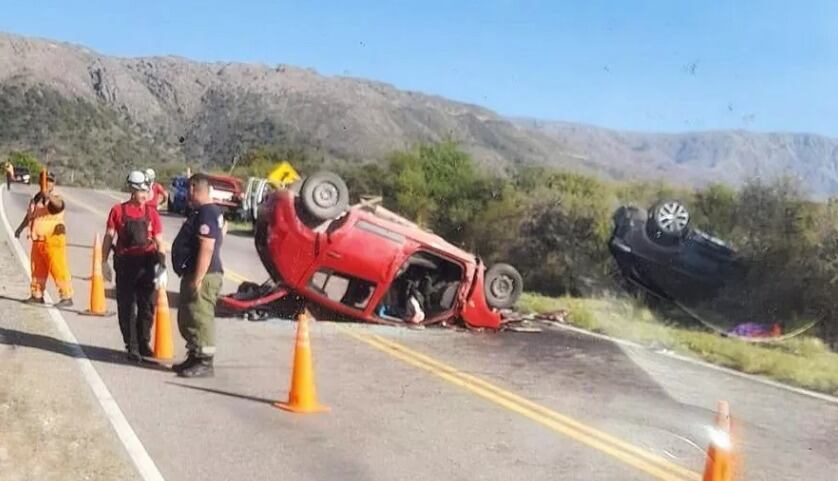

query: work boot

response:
[24,296,45,304]
[125,347,143,363]
[139,344,154,358]
[171,353,199,374]
[54,298,73,308]
[177,357,214,378]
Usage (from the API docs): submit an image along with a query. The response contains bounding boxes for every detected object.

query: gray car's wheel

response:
[651,200,690,237]
[484,263,523,309]
[299,171,349,221]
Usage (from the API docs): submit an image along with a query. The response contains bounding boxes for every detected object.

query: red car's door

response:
[300,215,410,319]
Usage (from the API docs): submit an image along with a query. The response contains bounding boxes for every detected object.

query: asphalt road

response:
[2,183,836,481]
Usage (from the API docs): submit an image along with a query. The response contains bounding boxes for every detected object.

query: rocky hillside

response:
[1,31,837,196]
[517,120,838,198]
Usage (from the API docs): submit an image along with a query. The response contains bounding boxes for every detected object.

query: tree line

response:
[332,142,838,348]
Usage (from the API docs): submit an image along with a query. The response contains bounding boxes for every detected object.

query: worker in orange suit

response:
[14,172,74,307]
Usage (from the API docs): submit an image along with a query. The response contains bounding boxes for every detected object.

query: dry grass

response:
[518,292,838,396]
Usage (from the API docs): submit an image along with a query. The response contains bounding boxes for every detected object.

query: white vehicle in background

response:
[239,177,277,222]
[12,167,31,184]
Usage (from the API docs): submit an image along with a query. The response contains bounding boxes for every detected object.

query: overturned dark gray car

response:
[609,200,745,305]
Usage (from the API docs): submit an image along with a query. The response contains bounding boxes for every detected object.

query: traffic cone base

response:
[275,401,329,414]
[153,288,174,360]
[276,311,329,414]
[80,310,115,317]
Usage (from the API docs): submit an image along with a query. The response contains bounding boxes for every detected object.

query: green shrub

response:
[7,151,42,178]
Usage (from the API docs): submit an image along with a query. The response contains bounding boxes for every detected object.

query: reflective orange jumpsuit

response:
[28,193,73,300]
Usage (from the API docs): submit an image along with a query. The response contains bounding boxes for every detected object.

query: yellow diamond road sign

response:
[267,161,300,186]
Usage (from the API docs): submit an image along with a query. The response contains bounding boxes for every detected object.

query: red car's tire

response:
[485,263,523,309]
[299,171,349,221]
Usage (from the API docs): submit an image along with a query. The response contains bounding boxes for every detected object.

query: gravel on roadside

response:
[0,238,139,481]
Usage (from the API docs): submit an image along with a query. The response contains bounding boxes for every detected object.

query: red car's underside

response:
[219,190,502,329]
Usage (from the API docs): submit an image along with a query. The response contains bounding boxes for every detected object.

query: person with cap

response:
[13,171,73,306]
[102,171,166,361]
[170,173,226,377]
[144,168,169,211]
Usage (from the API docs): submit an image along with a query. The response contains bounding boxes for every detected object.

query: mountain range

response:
[1,31,836,196]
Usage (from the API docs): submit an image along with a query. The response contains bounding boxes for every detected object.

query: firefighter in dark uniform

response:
[171,173,225,378]
[102,171,166,361]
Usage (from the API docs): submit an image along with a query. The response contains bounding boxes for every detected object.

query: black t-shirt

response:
[172,203,224,276]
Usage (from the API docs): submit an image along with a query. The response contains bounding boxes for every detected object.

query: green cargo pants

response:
[178,272,223,357]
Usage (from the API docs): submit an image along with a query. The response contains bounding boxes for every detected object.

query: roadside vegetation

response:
[225,141,838,353]
[8,140,838,389]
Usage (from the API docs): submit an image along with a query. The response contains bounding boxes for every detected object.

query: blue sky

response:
[2,0,837,136]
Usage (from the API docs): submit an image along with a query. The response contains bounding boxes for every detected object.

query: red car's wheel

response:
[299,171,349,221]
[485,263,523,309]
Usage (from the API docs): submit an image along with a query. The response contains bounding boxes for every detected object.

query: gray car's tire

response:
[650,200,690,237]
[484,263,523,309]
[299,171,349,221]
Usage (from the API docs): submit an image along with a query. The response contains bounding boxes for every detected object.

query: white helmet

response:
[145,168,156,182]
[127,170,150,192]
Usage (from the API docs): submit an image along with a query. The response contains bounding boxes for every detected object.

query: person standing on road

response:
[144,168,169,211]
[13,172,73,306]
[171,173,225,378]
[5,162,15,190]
[102,171,166,361]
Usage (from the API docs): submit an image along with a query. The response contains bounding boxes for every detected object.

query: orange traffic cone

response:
[703,401,734,481]
[152,288,174,360]
[86,233,108,316]
[276,311,329,414]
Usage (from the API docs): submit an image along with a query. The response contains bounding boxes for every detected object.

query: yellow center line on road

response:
[61,188,701,481]
[342,328,702,481]
[224,270,251,284]
[367,332,702,481]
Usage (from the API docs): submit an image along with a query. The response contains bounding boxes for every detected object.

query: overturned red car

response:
[219,172,523,329]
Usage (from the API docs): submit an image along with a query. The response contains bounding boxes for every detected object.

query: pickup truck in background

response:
[168,173,245,218]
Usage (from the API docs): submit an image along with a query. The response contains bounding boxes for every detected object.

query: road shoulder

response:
[0,237,139,480]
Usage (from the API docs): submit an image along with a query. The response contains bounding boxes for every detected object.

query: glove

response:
[102,261,113,282]
[153,265,168,289]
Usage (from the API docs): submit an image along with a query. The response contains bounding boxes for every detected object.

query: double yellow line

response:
[342,328,702,481]
[72,188,701,480]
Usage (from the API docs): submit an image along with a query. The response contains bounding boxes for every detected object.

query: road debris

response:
[500,308,570,332]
